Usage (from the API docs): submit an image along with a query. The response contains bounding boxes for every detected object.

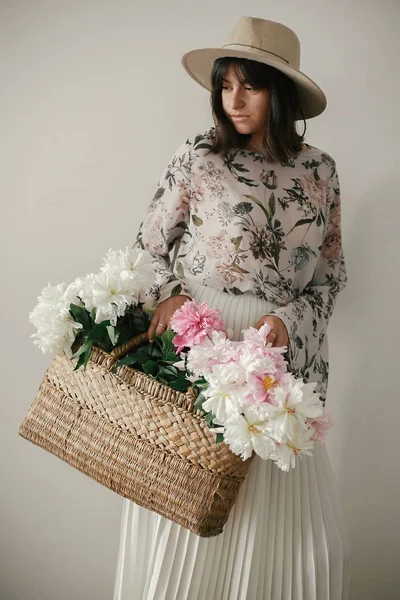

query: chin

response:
[232,123,253,134]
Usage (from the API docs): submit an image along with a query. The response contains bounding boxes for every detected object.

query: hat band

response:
[222,43,290,65]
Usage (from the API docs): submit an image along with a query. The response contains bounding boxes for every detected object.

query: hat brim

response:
[181,47,327,120]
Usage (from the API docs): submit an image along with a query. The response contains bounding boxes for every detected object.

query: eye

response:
[245,86,254,91]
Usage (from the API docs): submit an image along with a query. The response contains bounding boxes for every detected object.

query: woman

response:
[113,17,351,600]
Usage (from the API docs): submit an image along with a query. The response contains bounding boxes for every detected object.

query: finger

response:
[266,331,276,345]
[254,318,269,330]
[147,324,155,342]
[148,314,161,341]
[149,318,169,342]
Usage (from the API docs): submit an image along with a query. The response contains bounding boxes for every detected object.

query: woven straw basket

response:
[18,333,252,537]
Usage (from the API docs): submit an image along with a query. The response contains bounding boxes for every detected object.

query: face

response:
[221,64,270,147]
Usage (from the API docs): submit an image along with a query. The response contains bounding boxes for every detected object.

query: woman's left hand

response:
[253,315,289,347]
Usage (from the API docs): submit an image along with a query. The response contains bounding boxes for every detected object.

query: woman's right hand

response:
[148,294,192,342]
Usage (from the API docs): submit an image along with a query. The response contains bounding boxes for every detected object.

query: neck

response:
[248,141,263,153]
[248,134,264,153]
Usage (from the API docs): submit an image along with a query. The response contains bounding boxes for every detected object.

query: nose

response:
[231,88,245,111]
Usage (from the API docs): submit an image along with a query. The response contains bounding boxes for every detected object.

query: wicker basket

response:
[18,333,252,537]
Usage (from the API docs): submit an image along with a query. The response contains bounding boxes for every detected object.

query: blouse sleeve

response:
[267,161,347,388]
[132,138,193,304]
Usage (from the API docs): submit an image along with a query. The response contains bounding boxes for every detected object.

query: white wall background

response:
[1,1,399,598]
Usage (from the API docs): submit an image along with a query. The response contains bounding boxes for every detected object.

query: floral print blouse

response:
[134,126,347,404]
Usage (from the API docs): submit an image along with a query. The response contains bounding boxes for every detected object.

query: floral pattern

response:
[133,127,347,404]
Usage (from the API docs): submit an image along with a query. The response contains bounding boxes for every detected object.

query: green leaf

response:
[273,247,281,267]
[294,217,316,228]
[175,220,188,230]
[71,340,91,359]
[147,341,164,355]
[268,192,276,217]
[142,360,158,376]
[114,355,140,367]
[195,143,213,150]
[72,340,93,371]
[192,214,203,226]
[158,365,178,378]
[72,351,87,371]
[193,377,208,386]
[216,433,225,444]
[231,235,243,251]
[163,354,180,364]
[194,391,206,410]
[243,194,270,220]
[69,304,91,330]
[136,345,163,361]
[265,263,278,271]
[176,262,185,278]
[83,349,93,370]
[205,412,216,425]
[232,263,250,274]
[243,193,260,203]
[168,376,192,391]
[170,284,183,296]
[232,162,249,173]
[230,286,245,295]
[87,320,111,343]
[161,329,179,362]
[161,329,175,354]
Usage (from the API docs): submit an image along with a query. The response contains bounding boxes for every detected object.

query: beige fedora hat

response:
[181,16,327,120]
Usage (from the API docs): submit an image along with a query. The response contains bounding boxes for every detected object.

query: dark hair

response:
[208,57,307,164]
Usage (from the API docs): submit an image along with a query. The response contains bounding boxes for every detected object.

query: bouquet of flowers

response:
[29,246,331,473]
[29,246,199,392]
[170,301,332,472]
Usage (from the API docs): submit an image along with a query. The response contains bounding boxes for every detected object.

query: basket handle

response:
[109,331,150,361]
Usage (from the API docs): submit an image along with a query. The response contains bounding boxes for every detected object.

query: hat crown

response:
[223,17,301,70]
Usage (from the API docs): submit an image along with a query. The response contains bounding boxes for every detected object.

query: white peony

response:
[241,322,272,347]
[99,247,155,293]
[63,279,85,309]
[69,273,97,313]
[187,330,239,377]
[270,425,315,471]
[223,405,276,461]
[89,271,137,326]
[265,375,323,443]
[202,363,244,421]
[29,283,83,357]
[238,345,277,378]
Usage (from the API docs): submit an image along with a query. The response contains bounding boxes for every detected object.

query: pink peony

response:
[307,409,333,443]
[242,322,272,347]
[170,300,226,352]
[244,372,280,406]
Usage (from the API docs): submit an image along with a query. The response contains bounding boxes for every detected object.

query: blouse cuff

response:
[158,279,193,304]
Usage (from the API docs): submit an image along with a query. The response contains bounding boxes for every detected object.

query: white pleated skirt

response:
[112,282,351,600]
